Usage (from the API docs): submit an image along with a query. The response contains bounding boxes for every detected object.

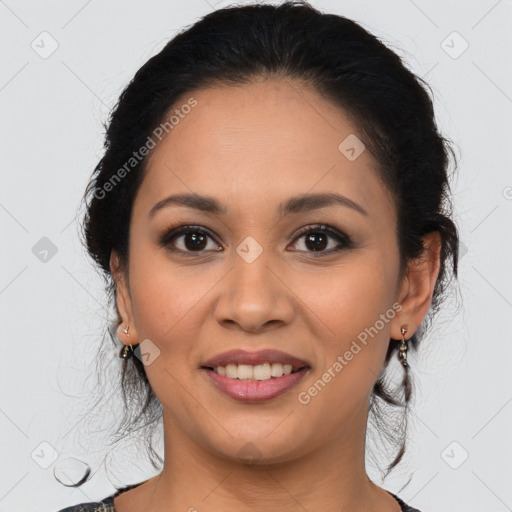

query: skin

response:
[110,77,441,512]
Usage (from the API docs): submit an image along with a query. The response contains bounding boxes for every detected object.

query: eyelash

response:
[158,223,353,258]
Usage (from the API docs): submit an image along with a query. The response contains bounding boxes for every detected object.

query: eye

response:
[289,224,352,255]
[158,225,222,256]
[158,223,353,257]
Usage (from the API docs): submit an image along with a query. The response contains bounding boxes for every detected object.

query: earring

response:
[398,326,409,368]
[119,344,135,359]
[119,325,138,359]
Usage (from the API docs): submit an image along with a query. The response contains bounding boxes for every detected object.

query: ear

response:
[110,251,139,344]
[391,231,442,340]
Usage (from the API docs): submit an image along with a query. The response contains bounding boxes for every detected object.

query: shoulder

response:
[389,491,423,512]
[55,480,148,512]
[401,503,423,512]
[56,496,115,512]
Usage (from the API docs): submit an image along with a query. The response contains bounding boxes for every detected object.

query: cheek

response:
[293,253,395,343]
[126,247,214,411]
[292,258,396,432]
[127,244,206,346]
[293,252,397,403]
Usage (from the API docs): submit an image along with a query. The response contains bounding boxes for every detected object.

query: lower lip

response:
[201,367,310,402]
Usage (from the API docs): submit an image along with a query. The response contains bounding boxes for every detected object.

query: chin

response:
[205,429,309,466]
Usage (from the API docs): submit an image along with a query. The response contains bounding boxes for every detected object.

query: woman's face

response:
[113,77,410,463]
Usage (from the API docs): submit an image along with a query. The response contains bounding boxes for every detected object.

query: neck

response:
[140,406,399,512]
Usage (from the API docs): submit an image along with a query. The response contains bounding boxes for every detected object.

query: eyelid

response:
[158,222,352,255]
[289,223,353,253]
[291,223,348,241]
[157,224,221,252]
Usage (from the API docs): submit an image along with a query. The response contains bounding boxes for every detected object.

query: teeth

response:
[213,362,297,380]
[254,363,271,380]
[237,364,253,380]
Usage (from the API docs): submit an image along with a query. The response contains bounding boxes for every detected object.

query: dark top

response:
[56,481,422,512]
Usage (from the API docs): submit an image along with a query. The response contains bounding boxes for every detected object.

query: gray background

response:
[1,1,511,511]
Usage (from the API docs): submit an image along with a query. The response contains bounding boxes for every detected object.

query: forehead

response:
[136,78,394,221]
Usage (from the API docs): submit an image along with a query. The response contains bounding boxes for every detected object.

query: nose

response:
[213,250,295,334]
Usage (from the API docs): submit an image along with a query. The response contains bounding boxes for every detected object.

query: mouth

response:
[201,362,307,380]
[199,349,311,402]
[200,365,310,402]
[201,348,310,371]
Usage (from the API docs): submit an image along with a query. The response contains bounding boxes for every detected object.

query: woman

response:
[57,1,459,511]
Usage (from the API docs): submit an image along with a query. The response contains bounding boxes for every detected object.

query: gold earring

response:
[119,325,136,359]
[119,344,134,359]
[399,326,409,368]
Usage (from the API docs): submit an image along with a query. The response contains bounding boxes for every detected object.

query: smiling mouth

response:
[201,362,308,381]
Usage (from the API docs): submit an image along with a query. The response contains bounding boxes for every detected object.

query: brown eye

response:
[303,232,329,251]
[158,225,222,256]
[289,224,352,255]
[180,231,209,251]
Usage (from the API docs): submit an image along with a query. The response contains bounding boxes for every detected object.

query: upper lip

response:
[201,349,310,369]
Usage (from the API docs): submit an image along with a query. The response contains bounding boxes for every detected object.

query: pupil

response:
[306,233,327,251]
[185,232,206,251]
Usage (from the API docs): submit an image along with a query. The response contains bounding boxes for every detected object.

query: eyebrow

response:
[148,192,368,219]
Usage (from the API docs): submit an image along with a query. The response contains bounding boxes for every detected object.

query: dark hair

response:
[74,0,460,488]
